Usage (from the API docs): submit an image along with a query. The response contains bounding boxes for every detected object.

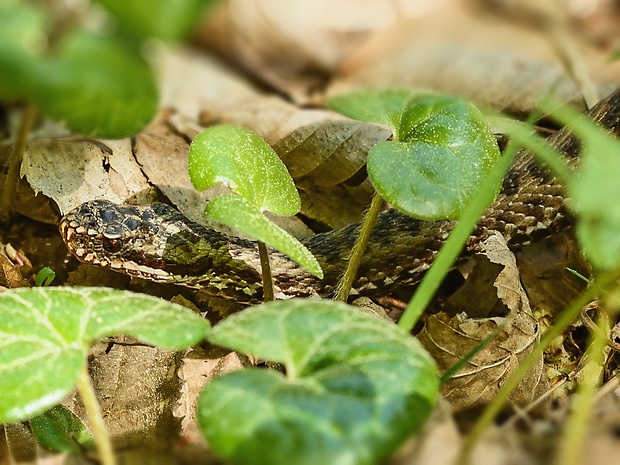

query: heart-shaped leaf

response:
[198,299,438,465]
[329,90,501,220]
[0,287,209,423]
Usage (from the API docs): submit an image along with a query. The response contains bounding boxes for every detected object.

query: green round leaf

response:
[0,287,209,423]
[188,125,301,216]
[94,0,215,41]
[198,299,438,465]
[368,96,500,220]
[206,195,323,278]
[32,31,157,138]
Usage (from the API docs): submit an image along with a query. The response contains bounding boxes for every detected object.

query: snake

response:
[59,89,620,303]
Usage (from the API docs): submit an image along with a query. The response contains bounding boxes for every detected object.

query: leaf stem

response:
[258,240,275,302]
[76,364,116,465]
[335,193,384,301]
[1,104,36,223]
[456,270,620,465]
[397,142,520,332]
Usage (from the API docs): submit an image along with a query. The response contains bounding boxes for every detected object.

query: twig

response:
[257,240,275,301]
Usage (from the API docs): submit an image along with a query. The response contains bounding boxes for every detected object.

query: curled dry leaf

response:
[418,233,545,412]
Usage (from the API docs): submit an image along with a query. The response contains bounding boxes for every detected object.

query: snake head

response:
[59,199,172,281]
[59,199,269,301]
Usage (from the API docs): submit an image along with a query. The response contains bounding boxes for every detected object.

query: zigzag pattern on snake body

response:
[60,90,620,303]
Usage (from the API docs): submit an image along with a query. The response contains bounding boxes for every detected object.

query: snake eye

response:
[103,239,122,253]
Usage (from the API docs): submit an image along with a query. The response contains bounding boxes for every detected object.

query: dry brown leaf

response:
[157,46,263,122]
[418,233,545,412]
[66,337,183,455]
[176,346,249,449]
[22,137,157,215]
[351,296,393,321]
[1,423,37,463]
[329,7,620,114]
[388,399,461,465]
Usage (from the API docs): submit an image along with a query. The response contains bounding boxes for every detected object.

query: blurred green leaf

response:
[30,405,94,454]
[0,4,46,99]
[199,299,438,465]
[32,31,157,138]
[549,105,620,270]
[94,0,216,41]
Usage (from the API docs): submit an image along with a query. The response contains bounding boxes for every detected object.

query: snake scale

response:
[60,90,620,303]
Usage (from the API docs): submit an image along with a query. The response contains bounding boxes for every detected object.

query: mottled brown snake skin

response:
[60,90,620,303]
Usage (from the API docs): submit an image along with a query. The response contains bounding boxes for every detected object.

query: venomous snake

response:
[60,90,620,303]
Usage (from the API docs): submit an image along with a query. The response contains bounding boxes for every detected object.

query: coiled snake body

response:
[60,90,620,303]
